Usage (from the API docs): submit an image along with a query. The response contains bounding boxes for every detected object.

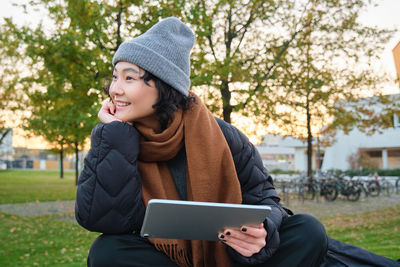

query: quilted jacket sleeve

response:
[216,118,291,265]
[75,121,145,234]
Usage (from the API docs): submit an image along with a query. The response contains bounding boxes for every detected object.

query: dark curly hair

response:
[103,69,195,132]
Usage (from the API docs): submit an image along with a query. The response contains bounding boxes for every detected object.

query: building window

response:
[388,150,400,157]
[388,149,400,169]
[366,150,382,158]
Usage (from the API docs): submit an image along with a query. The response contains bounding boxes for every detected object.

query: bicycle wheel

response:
[322,183,338,201]
[367,180,380,197]
[381,181,393,196]
[346,185,361,201]
[300,183,316,201]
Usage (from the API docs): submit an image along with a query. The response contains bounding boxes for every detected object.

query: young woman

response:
[75,17,328,267]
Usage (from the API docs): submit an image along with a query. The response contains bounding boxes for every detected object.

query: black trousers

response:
[88,214,328,267]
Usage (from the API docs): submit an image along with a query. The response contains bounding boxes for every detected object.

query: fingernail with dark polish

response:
[226,231,231,235]
[220,234,225,239]
[241,227,247,232]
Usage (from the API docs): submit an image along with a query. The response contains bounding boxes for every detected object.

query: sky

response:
[1,0,400,148]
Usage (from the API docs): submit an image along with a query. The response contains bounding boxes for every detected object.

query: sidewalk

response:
[0,195,399,220]
[285,194,400,218]
[0,200,75,216]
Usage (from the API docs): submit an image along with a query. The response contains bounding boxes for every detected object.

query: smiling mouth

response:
[115,101,131,107]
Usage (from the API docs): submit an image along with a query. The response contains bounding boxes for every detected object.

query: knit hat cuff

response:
[113,41,190,96]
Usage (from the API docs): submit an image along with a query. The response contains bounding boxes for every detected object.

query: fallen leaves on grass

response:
[0,211,98,266]
[321,205,400,228]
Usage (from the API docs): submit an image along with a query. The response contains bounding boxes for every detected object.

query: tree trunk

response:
[115,2,123,50]
[75,141,79,185]
[306,101,313,182]
[221,80,232,123]
[59,144,64,179]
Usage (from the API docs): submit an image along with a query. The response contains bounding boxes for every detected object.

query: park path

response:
[285,194,400,218]
[0,200,75,217]
[0,195,399,220]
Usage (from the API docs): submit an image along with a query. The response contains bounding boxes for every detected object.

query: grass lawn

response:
[0,207,398,266]
[0,170,77,204]
[0,170,399,266]
[320,205,400,260]
[0,211,98,266]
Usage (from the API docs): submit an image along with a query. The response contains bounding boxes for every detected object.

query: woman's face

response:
[109,61,158,124]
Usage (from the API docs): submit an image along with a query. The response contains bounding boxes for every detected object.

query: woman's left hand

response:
[218,223,267,257]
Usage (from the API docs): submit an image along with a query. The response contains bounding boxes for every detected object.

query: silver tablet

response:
[140,199,271,241]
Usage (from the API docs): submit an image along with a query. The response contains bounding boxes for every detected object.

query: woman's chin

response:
[114,114,133,124]
[113,114,124,121]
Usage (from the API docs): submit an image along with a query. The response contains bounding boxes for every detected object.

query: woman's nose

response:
[110,82,124,95]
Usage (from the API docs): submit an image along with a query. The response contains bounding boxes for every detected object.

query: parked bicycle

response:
[378,176,395,196]
[319,178,338,201]
[323,175,361,201]
[298,177,319,202]
[355,177,380,198]
[367,173,396,197]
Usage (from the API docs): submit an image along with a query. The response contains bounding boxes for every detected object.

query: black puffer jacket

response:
[75,119,290,265]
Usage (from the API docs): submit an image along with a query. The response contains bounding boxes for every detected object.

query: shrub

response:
[326,168,400,177]
[269,169,299,175]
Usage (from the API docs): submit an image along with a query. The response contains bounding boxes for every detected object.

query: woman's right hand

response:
[98,100,120,124]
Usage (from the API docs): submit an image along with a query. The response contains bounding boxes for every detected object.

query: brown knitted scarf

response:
[135,95,242,267]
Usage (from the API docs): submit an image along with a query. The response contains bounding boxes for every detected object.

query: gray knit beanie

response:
[112,17,195,96]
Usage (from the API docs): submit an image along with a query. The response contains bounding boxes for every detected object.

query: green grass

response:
[320,205,400,260]
[0,170,77,204]
[0,211,98,267]
[0,170,97,266]
[0,170,399,265]
[0,207,398,266]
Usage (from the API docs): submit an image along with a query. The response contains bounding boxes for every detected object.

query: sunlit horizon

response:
[10,86,400,150]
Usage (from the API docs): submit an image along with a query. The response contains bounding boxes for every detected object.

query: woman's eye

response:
[112,75,117,80]
[126,76,135,81]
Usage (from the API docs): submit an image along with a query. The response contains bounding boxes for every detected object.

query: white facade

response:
[259,124,400,172]
[257,94,400,171]
[256,134,304,171]
[0,128,13,158]
[321,126,400,170]
[0,129,13,169]
[294,147,308,172]
[289,143,320,172]
[322,94,400,170]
